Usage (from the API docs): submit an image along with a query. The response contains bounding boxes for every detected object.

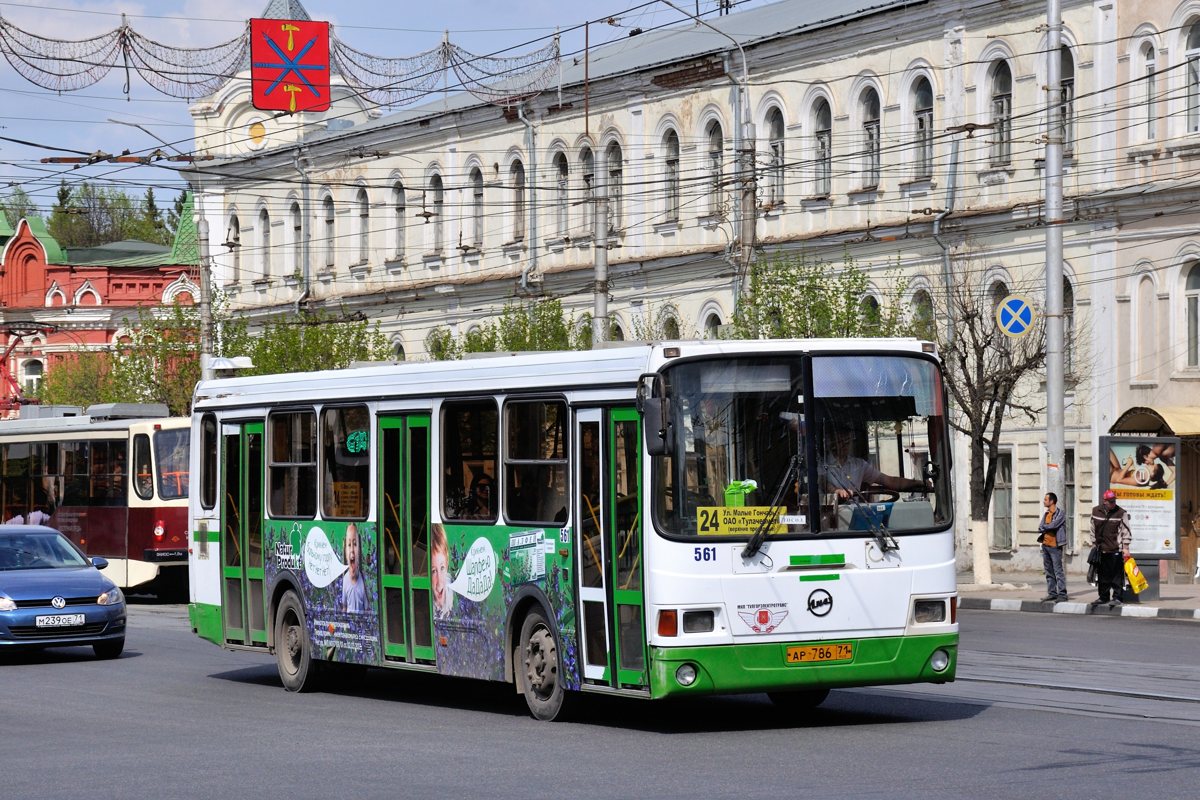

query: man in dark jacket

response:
[1089,489,1131,609]
[1038,492,1067,601]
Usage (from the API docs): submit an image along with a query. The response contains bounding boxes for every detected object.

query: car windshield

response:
[651,352,952,538]
[0,530,91,570]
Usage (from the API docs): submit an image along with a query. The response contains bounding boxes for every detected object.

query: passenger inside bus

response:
[463,473,494,519]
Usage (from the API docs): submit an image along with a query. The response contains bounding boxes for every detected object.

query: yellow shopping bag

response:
[1124,556,1150,595]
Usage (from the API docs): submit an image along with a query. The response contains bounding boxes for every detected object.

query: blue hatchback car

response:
[0,525,126,659]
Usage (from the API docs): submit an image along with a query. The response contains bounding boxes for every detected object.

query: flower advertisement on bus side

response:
[265,520,381,664]
[434,523,579,687]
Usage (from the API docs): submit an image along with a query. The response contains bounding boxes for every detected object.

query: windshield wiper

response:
[741,454,799,559]
[838,491,899,553]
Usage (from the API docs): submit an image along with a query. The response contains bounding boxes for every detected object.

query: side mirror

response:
[636,372,674,456]
[91,556,109,570]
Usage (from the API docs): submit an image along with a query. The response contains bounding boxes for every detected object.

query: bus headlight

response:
[930,649,950,672]
[913,599,946,623]
[675,663,698,686]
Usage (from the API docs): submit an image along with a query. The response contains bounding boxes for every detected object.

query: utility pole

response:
[592,149,610,347]
[198,216,215,381]
[1045,0,1065,508]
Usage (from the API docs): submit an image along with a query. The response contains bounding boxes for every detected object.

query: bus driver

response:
[820,425,927,500]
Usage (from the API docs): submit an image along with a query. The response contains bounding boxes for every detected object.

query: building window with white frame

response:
[225,213,241,283]
[813,99,832,197]
[580,147,595,234]
[1141,43,1156,140]
[706,119,723,215]
[663,129,680,222]
[391,182,405,259]
[553,152,569,236]
[991,60,1013,166]
[469,168,484,248]
[991,451,1013,549]
[1187,261,1200,367]
[258,207,271,279]
[913,77,934,179]
[1058,46,1075,156]
[1189,22,1200,133]
[322,195,335,269]
[766,107,785,205]
[1063,448,1076,550]
[1136,274,1155,381]
[510,161,526,243]
[429,174,444,254]
[22,359,43,396]
[1063,276,1076,376]
[356,188,369,264]
[606,142,623,232]
[289,201,301,276]
[860,88,880,188]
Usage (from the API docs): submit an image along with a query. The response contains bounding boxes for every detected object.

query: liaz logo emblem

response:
[807,589,833,617]
[737,605,788,633]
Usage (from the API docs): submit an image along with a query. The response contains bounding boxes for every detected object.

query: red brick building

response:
[0,196,199,415]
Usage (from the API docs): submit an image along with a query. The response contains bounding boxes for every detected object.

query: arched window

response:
[706,120,723,215]
[391,181,405,259]
[704,312,722,339]
[860,88,880,187]
[662,316,681,339]
[991,60,1013,166]
[1141,43,1157,141]
[430,174,444,253]
[553,151,569,236]
[469,168,484,248]
[289,201,301,278]
[322,195,335,269]
[1136,275,1155,380]
[1188,23,1200,133]
[225,213,241,283]
[22,359,43,396]
[813,99,832,197]
[861,295,881,333]
[766,107,785,205]
[912,289,935,340]
[663,129,680,221]
[356,188,370,264]
[606,142,623,232]
[913,77,934,178]
[1058,47,1075,155]
[580,147,595,234]
[510,161,526,242]
[1063,276,1076,375]
[1187,261,1200,367]
[258,207,271,279]
[990,279,1012,358]
[392,341,406,361]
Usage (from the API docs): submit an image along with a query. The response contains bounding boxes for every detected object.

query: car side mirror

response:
[91,556,109,570]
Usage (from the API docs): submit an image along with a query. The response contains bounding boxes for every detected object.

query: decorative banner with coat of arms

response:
[249,18,330,113]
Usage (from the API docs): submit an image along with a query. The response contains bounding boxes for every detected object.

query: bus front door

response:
[378,415,434,663]
[220,421,267,646]
[575,408,647,689]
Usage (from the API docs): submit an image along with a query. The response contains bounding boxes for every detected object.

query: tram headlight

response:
[930,649,950,673]
[675,663,698,686]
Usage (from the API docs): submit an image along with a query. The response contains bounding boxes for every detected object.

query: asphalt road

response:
[2,606,1196,799]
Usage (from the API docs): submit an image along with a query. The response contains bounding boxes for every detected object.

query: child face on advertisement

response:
[344,524,360,580]
[432,547,449,610]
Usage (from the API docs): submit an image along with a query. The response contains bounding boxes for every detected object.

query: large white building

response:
[189,0,1200,580]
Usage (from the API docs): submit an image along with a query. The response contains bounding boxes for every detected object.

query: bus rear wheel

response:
[769,688,830,711]
[275,591,321,692]
[517,609,566,721]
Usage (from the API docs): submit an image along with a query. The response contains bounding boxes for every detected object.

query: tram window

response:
[154,427,189,500]
[442,400,497,522]
[133,434,153,500]
[321,405,370,520]
[503,400,568,525]
[269,410,317,518]
[201,414,217,509]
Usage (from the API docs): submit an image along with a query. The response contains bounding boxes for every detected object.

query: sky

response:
[0,0,771,219]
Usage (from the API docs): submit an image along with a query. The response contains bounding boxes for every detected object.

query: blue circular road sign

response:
[995,294,1036,338]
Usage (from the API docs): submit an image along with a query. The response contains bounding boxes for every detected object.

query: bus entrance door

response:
[575,408,647,689]
[378,415,434,663]
[220,421,267,645]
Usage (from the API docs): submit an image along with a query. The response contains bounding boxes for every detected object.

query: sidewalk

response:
[957,569,1200,620]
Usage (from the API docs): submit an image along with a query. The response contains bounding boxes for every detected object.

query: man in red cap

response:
[1088,489,1131,609]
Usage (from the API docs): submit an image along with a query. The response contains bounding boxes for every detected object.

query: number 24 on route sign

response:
[995,294,1036,338]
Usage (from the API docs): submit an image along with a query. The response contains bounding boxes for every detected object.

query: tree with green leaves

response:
[732,250,913,339]
[47,180,173,248]
[0,187,40,228]
[426,298,591,359]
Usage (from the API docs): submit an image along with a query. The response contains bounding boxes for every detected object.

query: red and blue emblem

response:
[250,18,330,113]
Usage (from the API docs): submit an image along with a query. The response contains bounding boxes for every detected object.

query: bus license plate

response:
[36,614,85,628]
[786,642,853,664]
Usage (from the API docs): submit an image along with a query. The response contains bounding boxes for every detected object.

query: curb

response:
[959,596,1200,620]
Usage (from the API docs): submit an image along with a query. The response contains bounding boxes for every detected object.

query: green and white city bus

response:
[187,339,957,720]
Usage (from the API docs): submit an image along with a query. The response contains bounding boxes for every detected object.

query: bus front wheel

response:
[517,609,566,721]
[275,591,321,692]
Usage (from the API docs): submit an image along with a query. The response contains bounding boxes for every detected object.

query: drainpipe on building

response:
[932,136,960,343]
[517,105,539,292]
[293,148,311,315]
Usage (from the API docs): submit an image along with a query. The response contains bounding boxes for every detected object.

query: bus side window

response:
[133,433,153,501]
[442,400,497,523]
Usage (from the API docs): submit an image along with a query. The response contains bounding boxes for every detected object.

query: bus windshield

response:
[652,353,952,538]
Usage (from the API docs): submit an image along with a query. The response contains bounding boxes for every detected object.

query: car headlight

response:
[98,586,124,606]
[0,594,15,612]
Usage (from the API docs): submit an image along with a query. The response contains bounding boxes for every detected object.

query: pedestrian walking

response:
[1038,492,1067,601]
[1089,489,1131,609]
